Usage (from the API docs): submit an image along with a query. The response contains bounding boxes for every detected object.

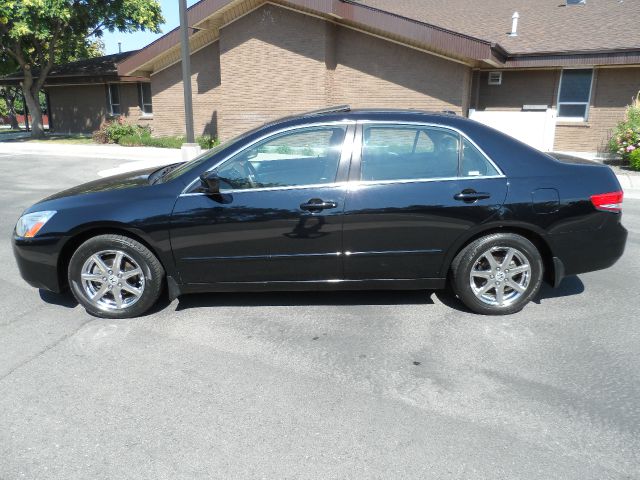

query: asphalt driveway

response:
[1,152,639,479]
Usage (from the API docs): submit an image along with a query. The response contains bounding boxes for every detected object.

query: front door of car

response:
[342,123,508,280]
[170,123,355,284]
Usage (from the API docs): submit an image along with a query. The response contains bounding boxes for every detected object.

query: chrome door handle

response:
[454,190,491,203]
[300,199,338,211]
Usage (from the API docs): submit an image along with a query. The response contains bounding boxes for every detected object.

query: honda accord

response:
[13,107,627,318]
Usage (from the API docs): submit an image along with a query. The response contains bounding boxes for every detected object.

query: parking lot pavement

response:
[1,153,639,479]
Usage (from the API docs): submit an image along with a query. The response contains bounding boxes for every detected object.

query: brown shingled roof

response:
[0,51,146,86]
[119,0,640,76]
[357,0,640,54]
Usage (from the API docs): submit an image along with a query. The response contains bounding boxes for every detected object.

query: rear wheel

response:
[450,233,544,315]
[68,234,164,319]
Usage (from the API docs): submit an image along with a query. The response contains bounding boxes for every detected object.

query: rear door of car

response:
[342,121,508,280]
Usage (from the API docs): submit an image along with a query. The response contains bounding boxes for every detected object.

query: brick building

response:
[5,0,640,154]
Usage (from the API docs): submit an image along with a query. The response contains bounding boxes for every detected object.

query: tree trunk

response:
[8,88,19,130]
[0,88,19,129]
[8,111,19,130]
[21,79,44,138]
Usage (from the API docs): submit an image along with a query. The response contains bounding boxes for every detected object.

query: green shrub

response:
[629,148,640,171]
[93,120,220,150]
[105,122,138,142]
[117,134,219,149]
[92,118,150,144]
[609,92,640,159]
[197,135,219,149]
[118,134,182,149]
[92,128,109,144]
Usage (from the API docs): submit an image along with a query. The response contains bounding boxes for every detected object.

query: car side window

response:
[460,137,500,177]
[214,126,347,190]
[361,125,460,181]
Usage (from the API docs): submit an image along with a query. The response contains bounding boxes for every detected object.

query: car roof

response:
[250,106,563,178]
[258,107,471,132]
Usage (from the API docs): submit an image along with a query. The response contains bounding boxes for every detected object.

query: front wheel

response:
[68,234,165,319]
[450,233,544,315]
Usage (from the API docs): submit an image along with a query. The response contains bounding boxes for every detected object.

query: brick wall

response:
[554,67,640,153]
[218,4,329,139]
[149,3,471,141]
[476,70,559,111]
[150,42,221,137]
[47,83,148,134]
[332,27,470,115]
[47,84,108,133]
[475,67,640,153]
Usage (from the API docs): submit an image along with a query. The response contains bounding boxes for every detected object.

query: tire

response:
[450,233,544,315]
[68,234,165,319]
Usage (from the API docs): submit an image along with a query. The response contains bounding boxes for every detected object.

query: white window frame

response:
[107,84,121,116]
[488,71,502,86]
[138,82,153,116]
[557,68,594,122]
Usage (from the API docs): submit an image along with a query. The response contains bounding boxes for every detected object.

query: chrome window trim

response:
[356,119,505,178]
[347,175,506,190]
[180,120,356,195]
[180,181,349,196]
[179,118,505,197]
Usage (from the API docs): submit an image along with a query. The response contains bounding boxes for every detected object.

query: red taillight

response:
[590,191,624,213]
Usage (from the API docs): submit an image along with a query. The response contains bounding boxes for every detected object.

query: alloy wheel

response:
[469,246,531,307]
[80,249,145,311]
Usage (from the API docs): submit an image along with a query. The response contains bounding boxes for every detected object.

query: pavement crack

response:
[0,319,93,383]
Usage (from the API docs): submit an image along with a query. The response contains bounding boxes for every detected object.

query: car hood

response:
[42,167,158,202]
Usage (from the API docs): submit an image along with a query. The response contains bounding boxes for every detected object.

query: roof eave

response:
[118,0,498,76]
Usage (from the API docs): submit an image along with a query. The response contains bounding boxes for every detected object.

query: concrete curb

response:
[614,174,640,199]
[615,173,640,189]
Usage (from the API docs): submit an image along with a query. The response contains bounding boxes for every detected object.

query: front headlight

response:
[15,211,57,238]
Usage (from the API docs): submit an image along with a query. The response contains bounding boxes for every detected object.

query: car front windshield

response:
[160,128,259,183]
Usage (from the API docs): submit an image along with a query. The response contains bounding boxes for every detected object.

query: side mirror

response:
[199,171,221,194]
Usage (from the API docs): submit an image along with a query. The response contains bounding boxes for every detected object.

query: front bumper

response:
[13,235,64,293]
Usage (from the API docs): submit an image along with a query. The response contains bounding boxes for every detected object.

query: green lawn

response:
[28,135,94,145]
[4,134,94,144]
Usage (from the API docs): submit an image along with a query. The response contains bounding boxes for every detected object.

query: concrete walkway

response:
[0,140,180,161]
[0,141,183,177]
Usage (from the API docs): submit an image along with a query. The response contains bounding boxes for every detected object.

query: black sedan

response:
[13,107,627,318]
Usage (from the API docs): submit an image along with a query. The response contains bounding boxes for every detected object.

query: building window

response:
[138,82,153,115]
[107,84,120,116]
[557,69,593,121]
